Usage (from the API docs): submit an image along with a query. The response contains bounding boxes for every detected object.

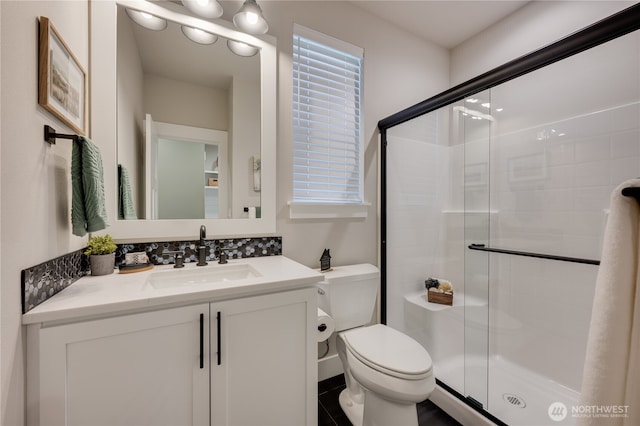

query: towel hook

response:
[44,125,80,145]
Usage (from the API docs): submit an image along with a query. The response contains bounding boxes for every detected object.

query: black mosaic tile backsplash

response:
[116,237,282,266]
[22,236,282,314]
[21,250,87,313]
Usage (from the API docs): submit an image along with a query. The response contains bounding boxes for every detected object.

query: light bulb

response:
[246,12,258,25]
[233,0,268,34]
[227,39,259,57]
[181,26,218,44]
[181,0,223,19]
[125,9,167,31]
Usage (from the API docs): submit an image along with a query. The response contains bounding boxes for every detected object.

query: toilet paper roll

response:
[317,308,335,342]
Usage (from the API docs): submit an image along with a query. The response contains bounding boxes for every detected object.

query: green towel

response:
[71,137,109,236]
[118,164,137,220]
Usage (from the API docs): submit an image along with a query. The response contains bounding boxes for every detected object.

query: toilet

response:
[317,264,435,426]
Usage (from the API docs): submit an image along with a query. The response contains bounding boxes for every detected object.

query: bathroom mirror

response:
[91,0,276,240]
[117,4,260,220]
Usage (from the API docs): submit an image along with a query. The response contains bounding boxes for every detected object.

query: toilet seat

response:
[343,324,433,380]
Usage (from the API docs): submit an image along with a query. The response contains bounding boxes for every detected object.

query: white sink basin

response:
[147,263,262,289]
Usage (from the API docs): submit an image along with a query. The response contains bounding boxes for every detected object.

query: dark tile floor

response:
[319,375,462,426]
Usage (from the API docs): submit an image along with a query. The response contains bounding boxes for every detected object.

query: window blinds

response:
[293,26,364,203]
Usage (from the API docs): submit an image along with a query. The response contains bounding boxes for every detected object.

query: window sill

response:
[288,201,370,219]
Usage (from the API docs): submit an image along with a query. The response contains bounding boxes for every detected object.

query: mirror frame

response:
[91,0,277,241]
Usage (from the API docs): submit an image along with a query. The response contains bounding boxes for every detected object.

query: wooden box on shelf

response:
[208,178,218,187]
[427,291,453,306]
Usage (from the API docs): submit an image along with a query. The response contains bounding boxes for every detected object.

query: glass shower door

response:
[461,90,492,409]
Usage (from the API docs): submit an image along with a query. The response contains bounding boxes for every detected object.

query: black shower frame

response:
[377,2,640,423]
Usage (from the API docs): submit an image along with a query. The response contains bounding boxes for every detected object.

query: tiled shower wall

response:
[22,236,282,313]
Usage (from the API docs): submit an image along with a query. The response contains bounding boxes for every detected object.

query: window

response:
[291,25,366,218]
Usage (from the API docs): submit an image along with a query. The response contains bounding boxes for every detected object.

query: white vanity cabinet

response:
[26,287,317,426]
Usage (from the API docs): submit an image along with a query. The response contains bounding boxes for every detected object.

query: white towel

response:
[578,179,640,426]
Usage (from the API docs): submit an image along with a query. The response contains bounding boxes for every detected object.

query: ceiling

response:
[348,1,530,49]
[135,0,532,89]
[192,1,530,50]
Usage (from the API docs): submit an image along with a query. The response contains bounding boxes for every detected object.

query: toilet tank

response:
[317,264,380,332]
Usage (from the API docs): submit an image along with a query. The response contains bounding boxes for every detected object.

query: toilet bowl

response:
[337,324,435,426]
[317,265,436,426]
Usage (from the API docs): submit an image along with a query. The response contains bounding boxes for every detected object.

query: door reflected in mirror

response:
[143,115,229,220]
[117,4,261,220]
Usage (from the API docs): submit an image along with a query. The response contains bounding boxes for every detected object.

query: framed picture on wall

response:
[38,16,86,135]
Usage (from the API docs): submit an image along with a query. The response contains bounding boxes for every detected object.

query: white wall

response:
[262,1,450,268]
[117,7,144,217]
[229,76,260,219]
[144,75,229,130]
[0,2,89,425]
[450,0,635,85]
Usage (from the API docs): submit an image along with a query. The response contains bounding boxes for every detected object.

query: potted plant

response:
[85,234,117,276]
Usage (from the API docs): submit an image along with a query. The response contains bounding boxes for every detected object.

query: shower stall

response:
[379,5,640,425]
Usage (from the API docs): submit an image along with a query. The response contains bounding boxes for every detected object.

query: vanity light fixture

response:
[233,0,269,35]
[181,0,223,19]
[125,8,167,31]
[227,39,259,57]
[181,26,218,45]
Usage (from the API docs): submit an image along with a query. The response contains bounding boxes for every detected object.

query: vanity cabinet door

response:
[38,304,210,426]
[210,287,317,426]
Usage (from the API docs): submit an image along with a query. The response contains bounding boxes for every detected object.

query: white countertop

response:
[23,256,323,325]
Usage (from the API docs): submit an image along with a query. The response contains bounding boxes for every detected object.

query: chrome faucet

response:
[197,225,208,266]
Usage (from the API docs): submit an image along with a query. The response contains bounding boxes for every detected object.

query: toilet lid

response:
[343,324,433,379]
